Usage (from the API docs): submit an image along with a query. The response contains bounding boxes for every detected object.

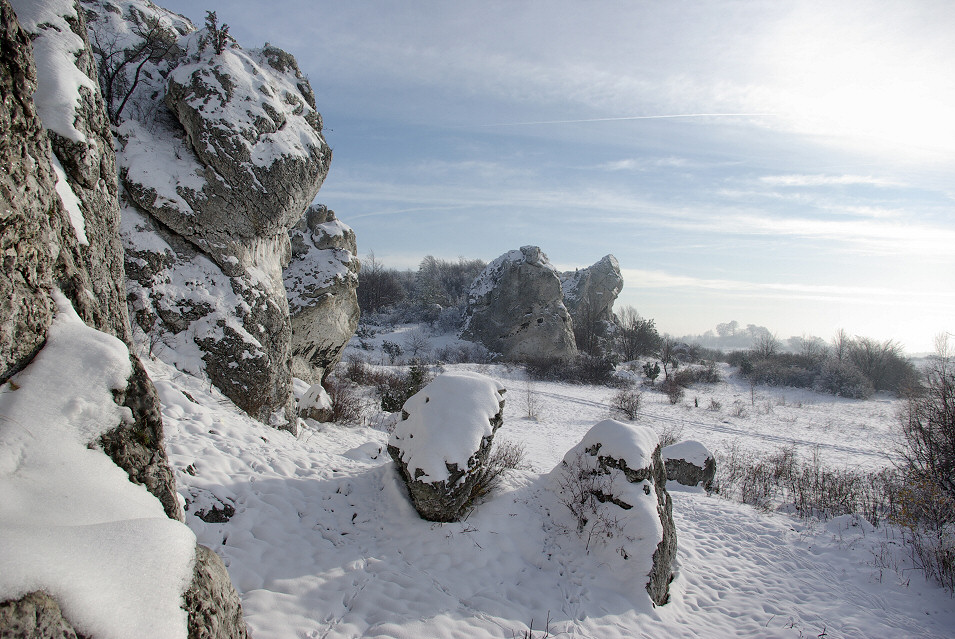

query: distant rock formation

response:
[462,246,577,361]
[84,0,332,429]
[1,0,247,635]
[285,205,360,384]
[553,420,677,606]
[388,372,507,522]
[560,254,623,327]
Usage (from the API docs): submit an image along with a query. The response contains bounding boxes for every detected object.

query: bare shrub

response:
[657,422,683,448]
[610,386,642,420]
[556,451,623,552]
[324,377,365,426]
[377,361,432,412]
[524,355,617,387]
[708,398,722,412]
[467,439,529,508]
[522,381,543,420]
[660,378,684,404]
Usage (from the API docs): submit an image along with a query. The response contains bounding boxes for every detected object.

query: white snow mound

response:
[389,371,505,484]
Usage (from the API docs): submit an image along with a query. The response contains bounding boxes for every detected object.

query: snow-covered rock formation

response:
[462,246,577,361]
[553,419,677,607]
[662,440,716,491]
[285,205,360,384]
[388,372,507,522]
[84,0,333,429]
[1,0,247,635]
[560,254,624,328]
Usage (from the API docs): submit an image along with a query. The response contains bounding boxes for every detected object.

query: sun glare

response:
[762,3,955,159]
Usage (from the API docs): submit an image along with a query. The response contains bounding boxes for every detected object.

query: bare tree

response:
[657,336,678,380]
[88,9,178,124]
[752,332,781,358]
[615,306,661,362]
[831,329,851,362]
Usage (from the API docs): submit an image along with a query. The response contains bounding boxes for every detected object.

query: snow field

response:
[152,353,955,638]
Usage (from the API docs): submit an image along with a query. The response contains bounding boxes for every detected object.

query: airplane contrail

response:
[474,113,777,127]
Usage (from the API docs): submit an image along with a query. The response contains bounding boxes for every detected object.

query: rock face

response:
[554,419,677,606]
[1,1,247,636]
[662,440,716,491]
[284,205,360,384]
[84,0,332,429]
[183,545,249,639]
[560,254,623,327]
[388,372,507,522]
[462,246,577,361]
[0,591,84,639]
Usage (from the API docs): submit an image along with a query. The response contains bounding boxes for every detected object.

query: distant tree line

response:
[357,253,487,331]
[726,329,917,398]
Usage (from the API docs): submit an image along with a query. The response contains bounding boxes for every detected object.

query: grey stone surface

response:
[84,0,333,426]
[557,421,677,606]
[285,205,360,384]
[0,0,76,381]
[0,591,86,639]
[1,5,249,637]
[462,246,577,361]
[662,440,716,491]
[182,545,249,639]
[560,254,623,327]
[388,375,507,522]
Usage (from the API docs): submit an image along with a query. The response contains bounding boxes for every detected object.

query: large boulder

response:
[662,440,716,491]
[560,254,623,327]
[388,372,507,522]
[553,419,677,606]
[462,246,577,361]
[84,0,333,429]
[284,205,360,384]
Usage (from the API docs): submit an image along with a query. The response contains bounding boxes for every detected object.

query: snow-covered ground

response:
[152,330,955,639]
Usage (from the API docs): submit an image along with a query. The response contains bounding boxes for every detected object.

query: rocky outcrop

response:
[554,419,677,606]
[83,0,332,428]
[183,545,249,639]
[662,440,716,491]
[560,254,623,327]
[0,591,85,639]
[1,2,248,637]
[388,372,507,522]
[462,246,577,361]
[285,205,360,384]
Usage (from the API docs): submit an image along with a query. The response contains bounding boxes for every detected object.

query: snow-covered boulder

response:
[298,382,333,423]
[84,0,334,429]
[662,440,716,490]
[388,372,507,522]
[285,205,360,384]
[462,246,577,361]
[553,419,677,606]
[560,254,623,328]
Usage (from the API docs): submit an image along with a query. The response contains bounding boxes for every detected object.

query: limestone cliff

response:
[1,0,246,636]
[462,246,578,361]
[84,0,332,430]
[284,204,360,384]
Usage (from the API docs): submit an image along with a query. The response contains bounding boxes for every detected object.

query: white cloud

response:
[759,174,899,187]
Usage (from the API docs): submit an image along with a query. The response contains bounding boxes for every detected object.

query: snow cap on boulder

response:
[554,419,677,606]
[662,440,716,490]
[388,371,506,521]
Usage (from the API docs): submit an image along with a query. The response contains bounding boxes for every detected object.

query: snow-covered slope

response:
[154,353,955,638]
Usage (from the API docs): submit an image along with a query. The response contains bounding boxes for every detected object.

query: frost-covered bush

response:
[610,386,642,420]
[660,378,685,404]
[815,359,874,399]
[524,354,616,386]
[378,361,432,413]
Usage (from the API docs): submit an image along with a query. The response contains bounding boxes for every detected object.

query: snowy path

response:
[152,360,954,638]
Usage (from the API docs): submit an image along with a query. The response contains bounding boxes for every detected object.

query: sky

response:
[158,0,955,353]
